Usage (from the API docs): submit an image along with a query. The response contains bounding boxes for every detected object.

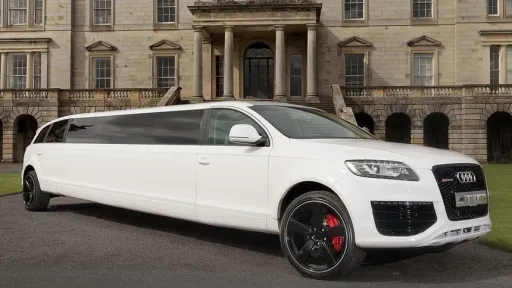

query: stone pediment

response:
[149,40,182,51]
[338,36,373,48]
[85,41,117,51]
[407,35,442,47]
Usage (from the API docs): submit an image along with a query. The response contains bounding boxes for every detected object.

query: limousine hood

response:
[291,138,479,169]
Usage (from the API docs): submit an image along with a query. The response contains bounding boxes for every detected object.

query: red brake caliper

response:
[326,214,343,252]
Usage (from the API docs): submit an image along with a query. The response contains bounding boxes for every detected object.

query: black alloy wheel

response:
[280,191,365,279]
[22,170,50,211]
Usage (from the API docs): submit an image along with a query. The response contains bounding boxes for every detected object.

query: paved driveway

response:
[0,194,510,288]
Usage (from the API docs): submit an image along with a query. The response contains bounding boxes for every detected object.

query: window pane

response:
[344,0,364,19]
[413,53,434,86]
[45,119,69,143]
[412,0,432,18]
[93,58,111,88]
[34,53,41,89]
[206,109,266,145]
[93,0,111,24]
[156,56,175,88]
[65,109,205,145]
[157,0,176,23]
[9,0,28,25]
[344,53,365,87]
[250,105,376,140]
[9,53,27,89]
[488,0,499,15]
[215,55,224,97]
[490,45,500,85]
[34,125,50,144]
[289,54,303,96]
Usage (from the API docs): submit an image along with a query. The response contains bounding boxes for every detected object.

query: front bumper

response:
[335,167,492,249]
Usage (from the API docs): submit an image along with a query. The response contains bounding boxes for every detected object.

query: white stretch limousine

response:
[21,101,491,278]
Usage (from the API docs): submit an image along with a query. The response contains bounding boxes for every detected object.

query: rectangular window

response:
[413,53,434,86]
[215,55,224,97]
[507,0,512,16]
[412,0,432,18]
[34,0,43,25]
[344,53,365,87]
[66,109,205,145]
[490,45,500,85]
[92,57,111,88]
[155,56,176,88]
[93,0,112,25]
[156,0,175,23]
[9,0,28,25]
[45,119,69,143]
[34,52,41,89]
[289,54,303,97]
[8,53,27,89]
[488,0,499,15]
[344,0,364,20]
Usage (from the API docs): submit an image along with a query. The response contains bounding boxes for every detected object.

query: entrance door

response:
[243,42,274,99]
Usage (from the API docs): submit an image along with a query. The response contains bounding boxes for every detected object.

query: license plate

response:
[454,190,488,207]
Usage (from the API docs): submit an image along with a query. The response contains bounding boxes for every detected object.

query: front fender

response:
[267,157,349,220]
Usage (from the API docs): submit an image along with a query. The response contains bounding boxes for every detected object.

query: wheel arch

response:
[277,180,340,223]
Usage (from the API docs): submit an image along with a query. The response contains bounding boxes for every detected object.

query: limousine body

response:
[20,101,491,279]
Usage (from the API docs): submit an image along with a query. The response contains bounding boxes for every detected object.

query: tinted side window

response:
[206,108,266,145]
[45,120,69,143]
[65,109,205,145]
[33,125,51,144]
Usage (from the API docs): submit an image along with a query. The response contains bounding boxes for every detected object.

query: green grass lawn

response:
[0,164,510,251]
[0,173,21,196]
[480,164,512,252]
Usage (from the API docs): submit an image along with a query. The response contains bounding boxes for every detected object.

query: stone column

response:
[274,25,286,101]
[306,23,319,103]
[41,52,48,88]
[27,52,34,88]
[0,53,6,89]
[223,25,234,99]
[191,25,204,103]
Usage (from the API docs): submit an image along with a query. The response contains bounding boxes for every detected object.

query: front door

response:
[195,107,271,231]
[243,42,274,99]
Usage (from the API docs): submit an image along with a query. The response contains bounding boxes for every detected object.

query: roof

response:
[42,100,318,125]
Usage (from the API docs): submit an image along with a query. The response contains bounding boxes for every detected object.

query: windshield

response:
[249,105,378,140]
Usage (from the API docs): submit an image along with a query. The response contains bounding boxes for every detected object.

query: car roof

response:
[41,100,321,126]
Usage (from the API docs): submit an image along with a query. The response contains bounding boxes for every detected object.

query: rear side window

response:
[65,109,205,145]
[45,119,69,143]
[33,125,51,144]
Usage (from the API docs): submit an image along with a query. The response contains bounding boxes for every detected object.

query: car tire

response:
[279,190,365,279]
[23,170,51,212]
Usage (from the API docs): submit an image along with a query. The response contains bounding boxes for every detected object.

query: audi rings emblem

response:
[456,171,476,183]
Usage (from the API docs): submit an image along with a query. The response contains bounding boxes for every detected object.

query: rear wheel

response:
[23,170,50,211]
[279,190,365,279]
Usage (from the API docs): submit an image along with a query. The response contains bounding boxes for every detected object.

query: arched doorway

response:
[385,113,411,143]
[424,112,449,149]
[355,112,374,134]
[487,111,512,163]
[13,114,38,163]
[243,42,274,99]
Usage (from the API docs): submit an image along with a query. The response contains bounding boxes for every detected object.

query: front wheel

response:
[279,191,365,279]
[23,170,51,211]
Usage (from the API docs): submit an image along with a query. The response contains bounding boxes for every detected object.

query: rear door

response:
[40,119,69,193]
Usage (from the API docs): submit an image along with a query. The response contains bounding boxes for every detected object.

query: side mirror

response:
[229,124,266,145]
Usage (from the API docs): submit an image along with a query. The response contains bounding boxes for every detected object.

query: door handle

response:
[37,152,42,156]
[198,157,210,165]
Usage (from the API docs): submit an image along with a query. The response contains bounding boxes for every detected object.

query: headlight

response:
[344,160,419,181]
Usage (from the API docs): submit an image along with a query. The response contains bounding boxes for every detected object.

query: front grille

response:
[371,201,437,236]
[431,164,488,221]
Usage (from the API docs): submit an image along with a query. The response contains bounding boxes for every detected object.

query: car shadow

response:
[47,200,512,285]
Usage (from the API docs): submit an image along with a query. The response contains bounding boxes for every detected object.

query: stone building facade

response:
[1,0,512,164]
